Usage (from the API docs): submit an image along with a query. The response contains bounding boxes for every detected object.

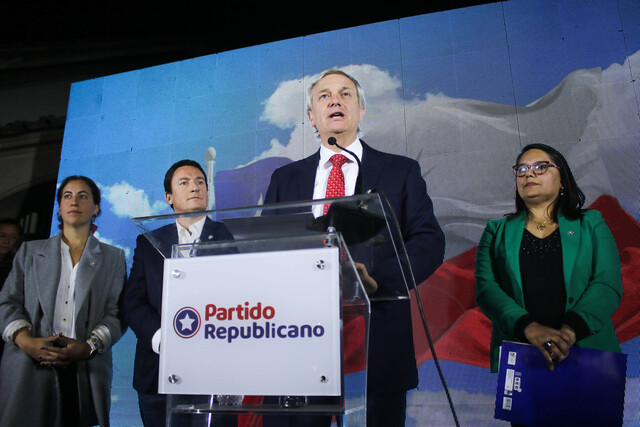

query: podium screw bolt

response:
[168,374,180,384]
[316,260,326,270]
[320,376,327,383]
[172,270,182,278]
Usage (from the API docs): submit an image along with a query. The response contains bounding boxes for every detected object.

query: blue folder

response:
[494,341,627,427]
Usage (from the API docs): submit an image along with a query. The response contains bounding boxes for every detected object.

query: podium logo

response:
[173,307,202,339]
[171,301,327,344]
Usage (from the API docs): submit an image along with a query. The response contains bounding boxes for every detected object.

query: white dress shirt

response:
[53,239,79,338]
[312,138,362,217]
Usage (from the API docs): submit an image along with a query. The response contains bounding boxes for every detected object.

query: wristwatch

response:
[86,335,103,359]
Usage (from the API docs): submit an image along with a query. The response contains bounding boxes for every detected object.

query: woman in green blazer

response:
[475,143,622,373]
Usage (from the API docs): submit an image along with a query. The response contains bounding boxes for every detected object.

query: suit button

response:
[568,297,574,304]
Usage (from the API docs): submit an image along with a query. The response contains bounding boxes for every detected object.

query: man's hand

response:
[354,262,378,294]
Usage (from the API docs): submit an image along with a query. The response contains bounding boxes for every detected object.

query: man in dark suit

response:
[264,69,445,427]
[123,159,234,427]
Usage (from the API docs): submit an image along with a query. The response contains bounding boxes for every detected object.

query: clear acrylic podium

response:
[131,193,416,426]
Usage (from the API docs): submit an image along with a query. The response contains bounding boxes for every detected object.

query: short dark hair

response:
[510,143,585,221]
[56,175,102,218]
[0,218,22,234]
[163,159,208,194]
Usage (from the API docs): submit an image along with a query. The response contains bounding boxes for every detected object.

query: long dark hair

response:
[509,143,585,221]
[56,175,102,223]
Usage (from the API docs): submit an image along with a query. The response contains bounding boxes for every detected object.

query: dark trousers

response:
[58,364,99,427]
[58,365,81,426]
[366,390,407,427]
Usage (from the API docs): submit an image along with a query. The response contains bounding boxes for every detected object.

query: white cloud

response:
[260,78,305,129]
[93,231,131,259]
[342,63,402,99]
[103,181,166,218]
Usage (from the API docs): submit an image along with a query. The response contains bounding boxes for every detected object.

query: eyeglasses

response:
[512,161,559,177]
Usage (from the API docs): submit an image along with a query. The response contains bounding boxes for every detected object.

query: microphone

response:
[327,137,363,194]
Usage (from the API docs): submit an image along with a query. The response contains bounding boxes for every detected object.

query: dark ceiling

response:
[2,2,492,47]
[0,1,495,231]
[1,1,494,87]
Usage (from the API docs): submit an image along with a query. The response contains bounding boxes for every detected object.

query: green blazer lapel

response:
[558,213,580,292]
[74,235,102,322]
[504,214,526,303]
[34,234,63,325]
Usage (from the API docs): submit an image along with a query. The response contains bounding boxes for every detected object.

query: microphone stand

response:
[327,137,362,195]
[326,137,460,427]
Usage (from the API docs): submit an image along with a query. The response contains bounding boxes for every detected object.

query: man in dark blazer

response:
[123,159,234,427]
[264,69,445,427]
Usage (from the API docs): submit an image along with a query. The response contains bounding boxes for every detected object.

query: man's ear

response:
[165,192,173,207]
[308,109,316,128]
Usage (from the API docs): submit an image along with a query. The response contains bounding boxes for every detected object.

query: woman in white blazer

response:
[0,175,126,427]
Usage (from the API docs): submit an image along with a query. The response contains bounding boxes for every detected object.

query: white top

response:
[312,138,362,217]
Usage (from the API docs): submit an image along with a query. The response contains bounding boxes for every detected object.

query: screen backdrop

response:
[56,0,639,425]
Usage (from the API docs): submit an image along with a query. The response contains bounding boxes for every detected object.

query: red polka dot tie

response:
[323,154,349,215]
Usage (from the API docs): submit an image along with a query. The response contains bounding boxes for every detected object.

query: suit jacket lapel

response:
[154,224,179,258]
[74,235,102,320]
[298,151,319,200]
[200,217,217,243]
[558,213,580,293]
[504,213,525,303]
[161,217,226,257]
[360,140,385,192]
[34,234,63,324]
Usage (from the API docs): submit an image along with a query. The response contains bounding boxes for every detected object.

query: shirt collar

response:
[320,138,362,167]
[176,216,206,243]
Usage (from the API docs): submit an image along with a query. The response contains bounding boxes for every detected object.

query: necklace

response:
[530,219,550,231]
[63,236,89,251]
